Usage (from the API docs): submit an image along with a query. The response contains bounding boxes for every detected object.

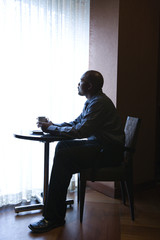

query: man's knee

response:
[55,140,69,153]
[55,140,80,154]
[54,141,72,164]
[55,141,64,151]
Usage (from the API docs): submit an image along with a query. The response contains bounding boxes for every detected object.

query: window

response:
[0,0,90,207]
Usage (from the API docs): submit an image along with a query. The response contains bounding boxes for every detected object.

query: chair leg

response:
[120,181,126,205]
[125,180,135,221]
[80,178,86,223]
[77,173,80,203]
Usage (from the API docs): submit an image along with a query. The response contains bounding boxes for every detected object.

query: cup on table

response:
[37,116,48,123]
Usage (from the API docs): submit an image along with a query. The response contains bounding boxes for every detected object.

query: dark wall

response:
[89,0,160,187]
[117,0,159,184]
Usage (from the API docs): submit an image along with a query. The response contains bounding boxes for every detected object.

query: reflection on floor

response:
[0,186,160,240]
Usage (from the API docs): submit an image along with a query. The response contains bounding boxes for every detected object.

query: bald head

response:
[78,70,104,99]
[82,70,104,93]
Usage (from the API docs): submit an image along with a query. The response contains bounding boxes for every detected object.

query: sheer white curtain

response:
[0,0,90,207]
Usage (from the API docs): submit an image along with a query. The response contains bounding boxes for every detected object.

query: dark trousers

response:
[43,139,123,222]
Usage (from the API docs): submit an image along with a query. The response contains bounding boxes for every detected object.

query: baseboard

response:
[87,181,115,198]
[87,180,157,199]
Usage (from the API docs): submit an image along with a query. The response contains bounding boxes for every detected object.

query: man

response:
[29,70,125,233]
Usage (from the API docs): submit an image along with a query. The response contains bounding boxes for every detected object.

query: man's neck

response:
[86,90,103,100]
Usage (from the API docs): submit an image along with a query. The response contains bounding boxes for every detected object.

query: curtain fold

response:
[0,0,90,207]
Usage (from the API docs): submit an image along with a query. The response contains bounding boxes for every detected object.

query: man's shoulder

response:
[90,93,111,104]
[88,93,116,114]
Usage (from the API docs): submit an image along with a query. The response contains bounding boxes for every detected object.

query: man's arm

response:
[53,113,82,127]
[40,101,105,139]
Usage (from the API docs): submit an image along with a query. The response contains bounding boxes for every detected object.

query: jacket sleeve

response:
[45,101,105,139]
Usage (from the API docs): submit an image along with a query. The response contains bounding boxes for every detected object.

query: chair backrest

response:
[124,116,141,165]
[124,116,141,150]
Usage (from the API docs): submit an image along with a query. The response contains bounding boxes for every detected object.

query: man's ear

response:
[88,82,93,90]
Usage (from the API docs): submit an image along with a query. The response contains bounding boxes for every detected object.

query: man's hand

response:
[37,121,53,132]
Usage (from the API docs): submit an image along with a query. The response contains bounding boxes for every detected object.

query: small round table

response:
[14,131,74,213]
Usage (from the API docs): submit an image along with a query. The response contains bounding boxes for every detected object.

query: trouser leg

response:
[43,139,101,222]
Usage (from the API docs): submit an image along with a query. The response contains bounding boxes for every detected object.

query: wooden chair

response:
[78,116,141,222]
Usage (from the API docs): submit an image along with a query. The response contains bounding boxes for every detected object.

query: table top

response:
[14,130,69,142]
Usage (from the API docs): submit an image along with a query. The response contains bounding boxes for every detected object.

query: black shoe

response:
[28,218,65,233]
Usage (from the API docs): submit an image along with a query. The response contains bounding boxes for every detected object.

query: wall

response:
[89,0,119,197]
[117,0,159,184]
[89,0,119,105]
[89,0,160,195]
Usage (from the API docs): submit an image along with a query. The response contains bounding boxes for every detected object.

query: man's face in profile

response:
[78,77,90,96]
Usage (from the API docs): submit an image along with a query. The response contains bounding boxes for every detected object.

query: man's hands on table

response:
[37,120,53,133]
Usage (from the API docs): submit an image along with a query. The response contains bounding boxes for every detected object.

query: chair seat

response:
[80,165,127,182]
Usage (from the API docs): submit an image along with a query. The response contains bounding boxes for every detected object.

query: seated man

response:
[29,70,125,233]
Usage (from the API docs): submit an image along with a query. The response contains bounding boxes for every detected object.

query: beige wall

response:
[89,0,119,196]
[89,0,160,188]
[89,0,119,105]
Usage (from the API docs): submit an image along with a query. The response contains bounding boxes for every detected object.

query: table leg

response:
[15,141,74,213]
[43,141,49,203]
[15,142,49,213]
